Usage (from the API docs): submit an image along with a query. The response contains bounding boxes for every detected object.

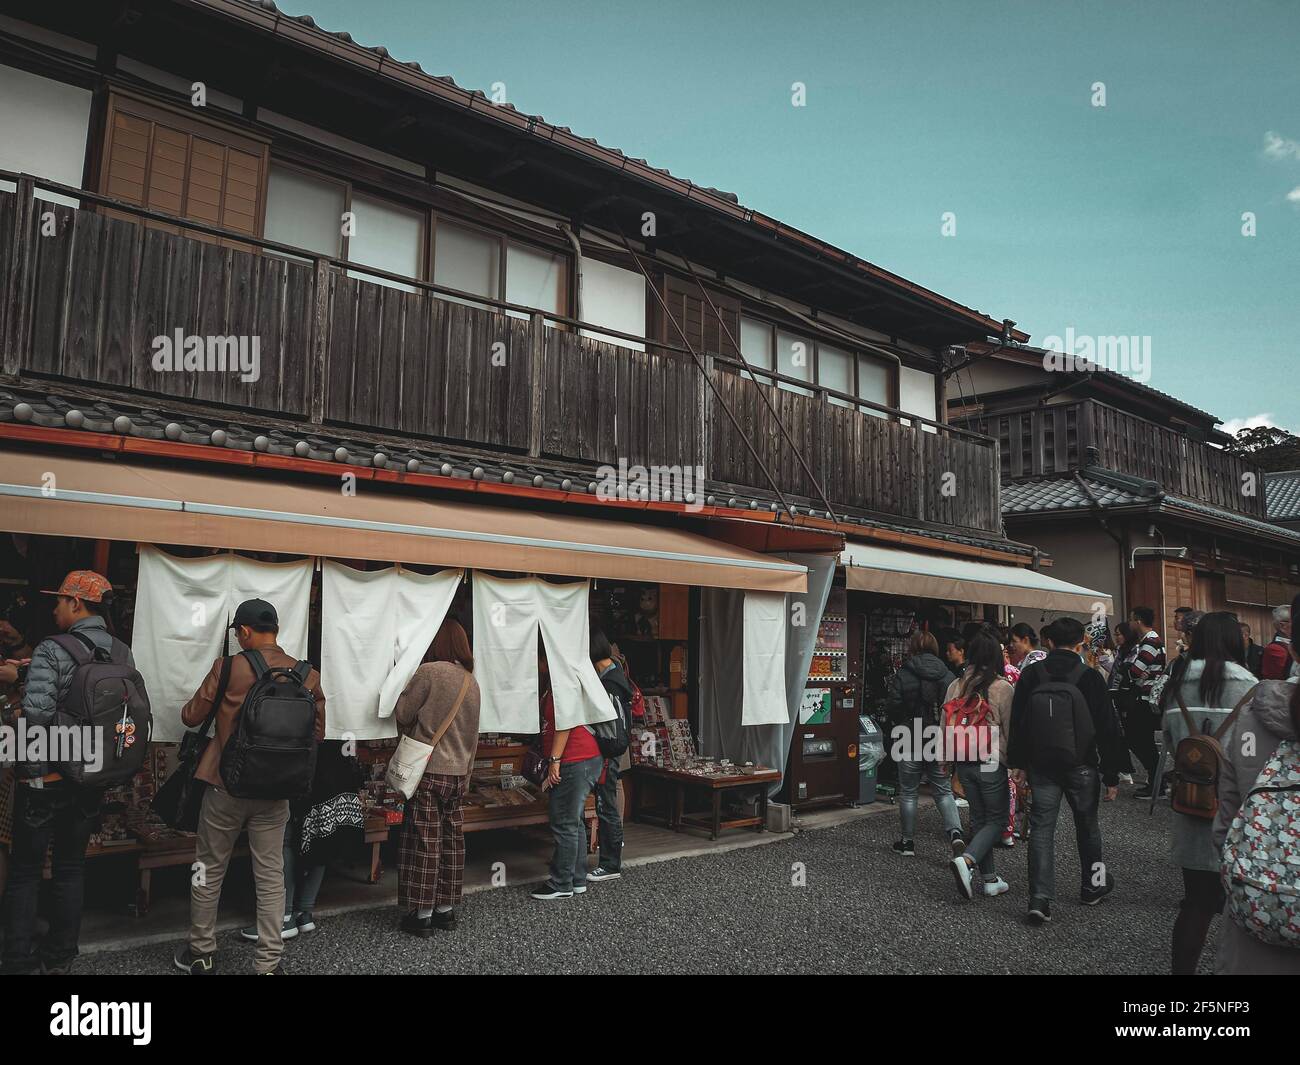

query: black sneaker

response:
[240,915,297,943]
[1027,898,1052,925]
[947,829,966,857]
[400,913,435,938]
[530,881,575,900]
[892,838,915,857]
[41,958,74,975]
[295,912,317,934]
[431,909,457,931]
[173,945,214,974]
[259,965,286,974]
[1081,874,1116,906]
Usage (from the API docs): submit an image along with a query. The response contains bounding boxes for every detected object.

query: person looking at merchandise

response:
[173,599,326,976]
[393,619,480,937]
[531,645,603,901]
[2,571,128,976]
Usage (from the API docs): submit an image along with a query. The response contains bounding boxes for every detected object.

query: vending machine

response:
[786,587,863,808]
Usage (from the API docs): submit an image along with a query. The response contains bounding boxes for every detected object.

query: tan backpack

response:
[1168,685,1256,820]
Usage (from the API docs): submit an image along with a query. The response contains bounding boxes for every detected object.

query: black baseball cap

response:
[230,598,278,630]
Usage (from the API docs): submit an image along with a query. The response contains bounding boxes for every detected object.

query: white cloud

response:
[1264,130,1300,160]
[1221,412,1297,437]
[1288,186,1300,203]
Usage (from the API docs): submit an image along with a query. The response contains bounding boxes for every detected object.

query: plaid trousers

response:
[397,772,469,911]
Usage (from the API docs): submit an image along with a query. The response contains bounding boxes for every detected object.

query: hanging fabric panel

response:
[741,590,789,726]
[133,546,313,742]
[320,562,460,740]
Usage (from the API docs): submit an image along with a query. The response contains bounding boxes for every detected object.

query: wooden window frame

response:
[99,88,271,239]
[737,310,900,415]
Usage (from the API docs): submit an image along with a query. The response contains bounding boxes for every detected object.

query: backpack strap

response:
[197,655,234,741]
[427,669,473,749]
[289,660,312,686]
[1173,687,1201,738]
[50,630,110,665]
[242,648,269,681]
[1211,685,1257,742]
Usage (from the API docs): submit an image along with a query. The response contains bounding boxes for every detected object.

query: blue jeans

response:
[956,763,1009,876]
[283,820,326,914]
[1027,766,1104,902]
[547,756,602,890]
[897,759,962,839]
[595,759,624,872]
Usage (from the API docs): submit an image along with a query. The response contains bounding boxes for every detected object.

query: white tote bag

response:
[385,670,474,799]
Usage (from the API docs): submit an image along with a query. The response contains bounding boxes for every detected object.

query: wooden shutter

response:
[1162,561,1195,639]
[658,273,740,358]
[99,92,269,245]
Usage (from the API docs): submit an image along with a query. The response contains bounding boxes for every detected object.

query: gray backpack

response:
[50,632,152,787]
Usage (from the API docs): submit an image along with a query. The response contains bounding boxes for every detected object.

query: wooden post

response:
[309,257,330,424]
[4,176,36,377]
[527,311,545,458]
[697,353,711,484]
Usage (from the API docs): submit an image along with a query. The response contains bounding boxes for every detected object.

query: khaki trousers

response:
[189,785,290,973]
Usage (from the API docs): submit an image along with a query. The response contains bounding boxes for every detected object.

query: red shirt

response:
[541,691,601,763]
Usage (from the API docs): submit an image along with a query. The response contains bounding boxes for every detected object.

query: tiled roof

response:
[1001,473,1300,546]
[1001,475,1155,514]
[1266,470,1300,522]
[0,381,1030,557]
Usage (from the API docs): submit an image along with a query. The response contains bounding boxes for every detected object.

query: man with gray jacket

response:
[1,570,128,975]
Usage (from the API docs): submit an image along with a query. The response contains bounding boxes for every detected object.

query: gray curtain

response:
[698,552,837,788]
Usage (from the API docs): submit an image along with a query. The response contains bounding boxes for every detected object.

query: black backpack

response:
[1026,661,1095,771]
[219,650,318,800]
[589,687,630,759]
[49,632,152,788]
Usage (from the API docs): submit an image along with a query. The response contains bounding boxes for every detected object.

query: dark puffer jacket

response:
[884,653,955,728]
[18,616,131,781]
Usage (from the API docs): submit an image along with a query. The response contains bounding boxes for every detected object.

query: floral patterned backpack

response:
[1220,740,1300,948]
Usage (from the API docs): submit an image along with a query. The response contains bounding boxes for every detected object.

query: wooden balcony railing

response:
[965,398,1266,519]
[0,172,1001,534]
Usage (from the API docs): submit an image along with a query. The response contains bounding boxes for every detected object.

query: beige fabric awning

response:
[841,540,1112,614]
[0,448,806,593]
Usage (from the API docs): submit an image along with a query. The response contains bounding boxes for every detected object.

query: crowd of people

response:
[0,570,633,974]
[0,566,1296,974]
[889,597,1300,974]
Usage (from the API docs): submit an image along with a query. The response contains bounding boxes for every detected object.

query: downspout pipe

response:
[558,223,583,321]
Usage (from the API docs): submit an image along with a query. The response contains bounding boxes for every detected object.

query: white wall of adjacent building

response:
[0,63,91,205]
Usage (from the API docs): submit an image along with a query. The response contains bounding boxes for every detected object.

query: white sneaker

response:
[1119,773,1134,785]
[983,876,1010,897]
[571,884,587,894]
[954,797,969,809]
[586,867,622,882]
[949,855,975,900]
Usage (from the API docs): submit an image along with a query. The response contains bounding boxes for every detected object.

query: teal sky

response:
[291,0,1299,431]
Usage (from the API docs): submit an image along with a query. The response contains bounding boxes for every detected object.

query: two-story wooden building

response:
[948,343,1300,643]
[0,0,1115,844]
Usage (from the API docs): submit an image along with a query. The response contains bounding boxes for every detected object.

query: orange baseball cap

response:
[42,570,113,603]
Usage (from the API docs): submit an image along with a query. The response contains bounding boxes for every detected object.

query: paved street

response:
[78,788,1204,975]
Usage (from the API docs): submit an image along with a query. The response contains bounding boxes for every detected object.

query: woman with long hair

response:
[393,618,481,936]
[1210,596,1300,974]
[1158,611,1256,973]
[946,632,1015,900]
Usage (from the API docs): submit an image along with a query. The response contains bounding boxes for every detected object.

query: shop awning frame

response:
[840,540,1113,614]
[0,449,808,593]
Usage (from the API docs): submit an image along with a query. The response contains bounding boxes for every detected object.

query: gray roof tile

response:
[1266,470,1300,522]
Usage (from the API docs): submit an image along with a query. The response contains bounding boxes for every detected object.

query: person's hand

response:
[546,760,562,789]
[0,661,19,685]
[1103,785,1118,802]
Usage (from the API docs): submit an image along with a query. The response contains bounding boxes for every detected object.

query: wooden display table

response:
[629,765,780,840]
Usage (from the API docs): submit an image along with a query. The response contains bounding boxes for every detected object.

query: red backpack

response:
[942,693,996,763]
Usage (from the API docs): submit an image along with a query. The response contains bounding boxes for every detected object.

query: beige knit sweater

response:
[393,662,481,777]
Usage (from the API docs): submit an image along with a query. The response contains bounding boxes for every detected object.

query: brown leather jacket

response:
[182,645,327,787]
